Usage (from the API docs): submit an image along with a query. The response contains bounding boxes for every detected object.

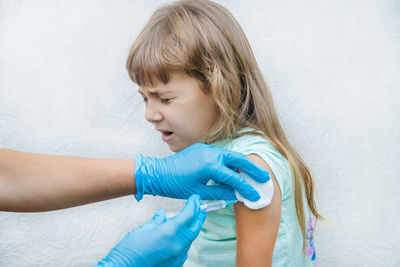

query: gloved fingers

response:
[173,194,201,226]
[213,166,261,202]
[197,184,236,200]
[131,208,167,234]
[187,208,207,237]
[152,208,167,224]
[174,254,189,267]
[160,254,188,267]
[224,151,270,182]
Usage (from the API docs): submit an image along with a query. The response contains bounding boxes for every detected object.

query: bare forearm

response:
[0,148,135,212]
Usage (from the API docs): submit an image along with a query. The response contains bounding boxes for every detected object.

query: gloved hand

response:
[134,143,270,202]
[96,195,206,267]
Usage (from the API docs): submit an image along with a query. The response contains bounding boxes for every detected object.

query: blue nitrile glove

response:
[134,143,270,202]
[96,195,206,267]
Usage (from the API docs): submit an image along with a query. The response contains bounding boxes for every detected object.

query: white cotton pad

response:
[235,171,274,210]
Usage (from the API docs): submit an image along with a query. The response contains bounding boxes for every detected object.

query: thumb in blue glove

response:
[96,194,206,267]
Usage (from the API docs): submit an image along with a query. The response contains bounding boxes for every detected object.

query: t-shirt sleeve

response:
[228,134,293,201]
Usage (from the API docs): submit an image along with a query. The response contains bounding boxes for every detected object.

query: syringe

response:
[200,199,237,212]
[166,199,237,219]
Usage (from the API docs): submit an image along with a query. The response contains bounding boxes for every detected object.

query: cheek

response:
[167,94,219,141]
[184,103,219,137]
[196,95,219,127]
[164,106,202,138]
[169,110,196,133]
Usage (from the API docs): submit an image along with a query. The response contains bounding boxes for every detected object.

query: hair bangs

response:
[126,14,187,86]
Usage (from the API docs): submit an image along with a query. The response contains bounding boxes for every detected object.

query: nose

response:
[145,102,163,123]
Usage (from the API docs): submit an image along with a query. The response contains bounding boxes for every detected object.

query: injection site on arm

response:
[235,171,274,210]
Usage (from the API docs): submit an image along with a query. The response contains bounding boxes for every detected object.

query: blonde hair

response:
[126,0,323,251]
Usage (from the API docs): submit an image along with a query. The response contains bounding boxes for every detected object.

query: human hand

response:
[96,195,206,267]
[134,142,270,201]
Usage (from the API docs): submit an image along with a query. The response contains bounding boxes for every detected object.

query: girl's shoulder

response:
[215,129,294,199]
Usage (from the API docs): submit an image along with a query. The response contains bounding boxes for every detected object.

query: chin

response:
[168,144,184,153]
[170,147,181,153]
[168,142,192,153]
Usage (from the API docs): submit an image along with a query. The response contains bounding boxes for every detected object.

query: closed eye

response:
[138,90,148,102]
[160,98,171,103]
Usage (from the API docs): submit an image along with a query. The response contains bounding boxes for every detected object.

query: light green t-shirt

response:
[185,132,316,266]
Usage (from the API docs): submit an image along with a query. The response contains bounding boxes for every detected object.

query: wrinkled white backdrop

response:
[0,0,399,266]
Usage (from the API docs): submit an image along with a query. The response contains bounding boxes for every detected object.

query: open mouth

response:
[163,131,174,136]
[161,131,174,142]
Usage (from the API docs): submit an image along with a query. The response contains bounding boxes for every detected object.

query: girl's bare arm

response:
[235,154,282,267]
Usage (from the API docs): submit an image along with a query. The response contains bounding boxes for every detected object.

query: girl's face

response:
[139,71,220,152]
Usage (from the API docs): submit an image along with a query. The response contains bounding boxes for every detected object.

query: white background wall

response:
[0,0,399,266]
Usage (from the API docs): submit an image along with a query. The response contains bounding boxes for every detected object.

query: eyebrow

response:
[138,89,158,96]
[138,89,173,96]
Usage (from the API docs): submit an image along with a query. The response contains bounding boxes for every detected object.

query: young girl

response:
[126,0,322,266]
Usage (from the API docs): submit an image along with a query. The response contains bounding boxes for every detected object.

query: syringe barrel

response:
[200,200,226,212]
